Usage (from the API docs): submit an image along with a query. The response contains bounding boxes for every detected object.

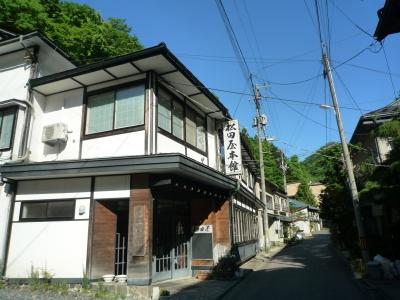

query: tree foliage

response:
[286,155,310,183]
[0,0,143,63]
[295,181,316,206]
[358,119,400,258]
[301,142,343,183]
[241,129,283,189]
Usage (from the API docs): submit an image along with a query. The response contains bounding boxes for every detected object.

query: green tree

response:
[302,142,343,183]
[286,155,310,183]
[241,128,283,189]
[295,181,316,206]
[0,0,143,63]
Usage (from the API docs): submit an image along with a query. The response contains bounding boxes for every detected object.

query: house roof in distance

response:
[350,98,400,144]
[289,198,319,211]
[29,43,230,119]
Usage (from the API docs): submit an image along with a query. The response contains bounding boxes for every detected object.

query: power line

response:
[382,43,398,99]
[164,80,370,112]
[333,69,364,115]
[328,0,373,38]
[215,0,256,94]
[303,0,319,34]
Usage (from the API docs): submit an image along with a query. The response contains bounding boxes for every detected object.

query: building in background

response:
[289,198,321,236]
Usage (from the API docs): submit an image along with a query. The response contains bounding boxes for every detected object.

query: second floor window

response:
[86,84,144,135]
[158,89,206,152]
[0,108,16,150]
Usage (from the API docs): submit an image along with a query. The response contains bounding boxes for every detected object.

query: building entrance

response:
[152,196,191,282]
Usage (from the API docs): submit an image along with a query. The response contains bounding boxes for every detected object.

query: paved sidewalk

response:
[155,244,286,300]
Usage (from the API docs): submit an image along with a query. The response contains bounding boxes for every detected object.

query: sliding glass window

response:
[158,89,206,152]
[86,84,144,135]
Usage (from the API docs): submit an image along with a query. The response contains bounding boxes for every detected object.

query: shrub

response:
[160,289,170,296]
[212,255,238,279]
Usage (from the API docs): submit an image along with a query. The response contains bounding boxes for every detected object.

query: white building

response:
[289,198,321,236]
[0,29,74,274]
[0,37,265,284]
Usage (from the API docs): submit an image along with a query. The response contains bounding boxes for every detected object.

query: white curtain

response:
[0,110,15,149]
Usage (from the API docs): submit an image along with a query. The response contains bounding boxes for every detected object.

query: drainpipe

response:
[16,38,39,162]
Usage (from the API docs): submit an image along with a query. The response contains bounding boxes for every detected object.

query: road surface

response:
[223,231,383,300]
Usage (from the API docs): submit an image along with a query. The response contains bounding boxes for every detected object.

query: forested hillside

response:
[301,142,342,183]
[0,0,143,63]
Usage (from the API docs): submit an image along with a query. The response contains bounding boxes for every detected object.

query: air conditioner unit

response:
[42,123,68,145]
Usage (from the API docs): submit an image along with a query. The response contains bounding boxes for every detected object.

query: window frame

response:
[19,199,76,222]
[0,106,18,151]
[83,80,146,140]
[156,86,207,155]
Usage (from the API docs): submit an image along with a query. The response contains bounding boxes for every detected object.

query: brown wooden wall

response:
[90,201,117,279]
[191,197,231,268]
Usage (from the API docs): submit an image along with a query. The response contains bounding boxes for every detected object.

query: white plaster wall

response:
[16,178,91,201]
[187,148,207,165]
[6,220,89,278]
[156,133,185,155]
[294,220,311,236]
[207,117,217,169]
[81,131,145,159]
[29,89,83,162]
[75,199,91,220]
[0,185,13,271]
[94,175,130,199]
[0,51,30,102]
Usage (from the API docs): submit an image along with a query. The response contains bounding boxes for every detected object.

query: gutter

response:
[15,40,39,162]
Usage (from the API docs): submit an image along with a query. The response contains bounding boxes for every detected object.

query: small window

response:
[21,200,75,221]
[0,108,16,149]
[86,84,144,135]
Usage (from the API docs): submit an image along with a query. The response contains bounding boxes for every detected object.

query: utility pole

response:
[280,151,288,194]
[255,85,270,251]
[322,49,369,263]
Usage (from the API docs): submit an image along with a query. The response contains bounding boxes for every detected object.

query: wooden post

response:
[127,174,153,285]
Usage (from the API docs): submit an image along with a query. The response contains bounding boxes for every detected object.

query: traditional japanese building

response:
[0,40,265,284]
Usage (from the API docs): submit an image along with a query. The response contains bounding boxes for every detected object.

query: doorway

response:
[152,196,191,282]
[91,199,129,279]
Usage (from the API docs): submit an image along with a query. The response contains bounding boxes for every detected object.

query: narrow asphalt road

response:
[222,231,381,300]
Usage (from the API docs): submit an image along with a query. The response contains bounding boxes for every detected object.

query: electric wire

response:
[164,80,370,112]
[328,0,373,38]
[303,0,319,34]
[333,69,364,115]
[382,43,398,99]
[215,0,256,94]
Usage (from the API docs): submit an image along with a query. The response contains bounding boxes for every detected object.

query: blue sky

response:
[75,0,400,159]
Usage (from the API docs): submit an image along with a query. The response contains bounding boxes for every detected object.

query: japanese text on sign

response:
[223,120,242,175]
